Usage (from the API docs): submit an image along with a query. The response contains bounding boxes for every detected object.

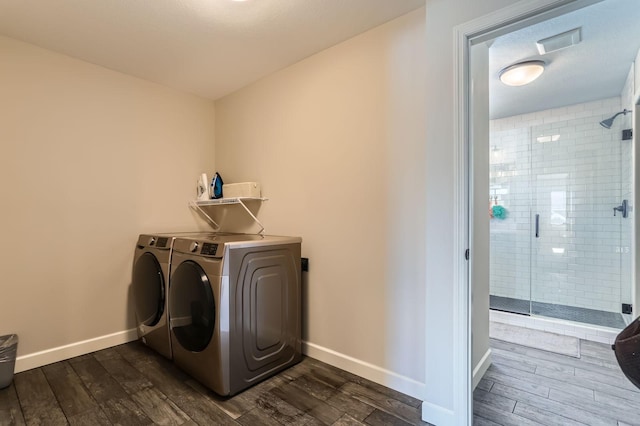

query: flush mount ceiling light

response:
[499,60,545,86]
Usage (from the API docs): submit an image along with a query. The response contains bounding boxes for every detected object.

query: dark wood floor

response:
[473,338,640,425]
[0,341,429,426]
[4,337,635,426]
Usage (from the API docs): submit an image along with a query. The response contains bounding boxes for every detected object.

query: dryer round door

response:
[132,252,165,327]
[169,260,216,352]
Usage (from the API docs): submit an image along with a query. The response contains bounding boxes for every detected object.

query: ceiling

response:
[0,0,425,100]
[3,0,635,118]
[490,0,640,119]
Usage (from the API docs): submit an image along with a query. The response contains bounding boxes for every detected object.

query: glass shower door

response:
[489,127,532,315]
[530,117,625,328]
[530,153,571,315]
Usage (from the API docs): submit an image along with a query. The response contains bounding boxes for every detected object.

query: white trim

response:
[302,341,425,400]
[452,19,472,426]
[15,329,137,373]
[422,401,456,426]
[456,0,598,43]
[472,349,492,390]
[452,1,590,424]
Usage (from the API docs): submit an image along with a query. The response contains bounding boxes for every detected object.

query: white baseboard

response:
[472,348,492,390]
[15,328,138,373]
[421,400,455,425]
[302,341,425,400]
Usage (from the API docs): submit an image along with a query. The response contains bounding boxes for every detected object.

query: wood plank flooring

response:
[0,341,429,426]
[2,337,637,425]
[473,338,640,425]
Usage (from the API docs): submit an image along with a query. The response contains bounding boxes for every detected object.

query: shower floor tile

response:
[489,295,531,315]
[490,295,626,329]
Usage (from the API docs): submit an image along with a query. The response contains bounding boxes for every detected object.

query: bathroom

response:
[488,0,639,344]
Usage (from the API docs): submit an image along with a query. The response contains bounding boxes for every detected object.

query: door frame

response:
[451,0,603,424]
[633,95,639,320]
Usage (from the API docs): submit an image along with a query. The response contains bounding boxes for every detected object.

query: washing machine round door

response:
[170,260,215,352]
[132,253,165,327]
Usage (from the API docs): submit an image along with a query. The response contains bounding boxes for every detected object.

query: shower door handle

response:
[535,214,540,238]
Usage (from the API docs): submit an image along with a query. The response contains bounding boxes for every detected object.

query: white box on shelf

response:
[223,182,261,198]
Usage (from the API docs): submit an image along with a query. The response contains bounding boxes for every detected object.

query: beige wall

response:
[215,9,426,389]
[0,35,215,359]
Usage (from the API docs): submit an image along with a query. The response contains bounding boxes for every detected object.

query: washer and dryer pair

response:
[132,232,302,396]
[132,232,206,359]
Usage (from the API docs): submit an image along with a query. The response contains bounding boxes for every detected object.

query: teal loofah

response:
[492,205,507,219]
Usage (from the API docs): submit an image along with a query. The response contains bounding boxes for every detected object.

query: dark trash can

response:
[0,334,18,389]
[612,318,640,390]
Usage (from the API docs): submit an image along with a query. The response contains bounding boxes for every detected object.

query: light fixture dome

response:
[499,60,545,86]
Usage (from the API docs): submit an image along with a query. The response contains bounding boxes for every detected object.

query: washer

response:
[169,234,302,396]
[132,232,214,359]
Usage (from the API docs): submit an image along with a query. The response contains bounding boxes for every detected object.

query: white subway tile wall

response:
[490,97,633,314]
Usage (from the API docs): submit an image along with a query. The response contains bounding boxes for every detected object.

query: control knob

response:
[189,242,199,253]
[148,237,156,246]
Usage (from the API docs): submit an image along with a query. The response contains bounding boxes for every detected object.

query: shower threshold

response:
[490,295,626,329]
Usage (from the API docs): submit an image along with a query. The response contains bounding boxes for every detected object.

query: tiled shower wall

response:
[490,96,633,314]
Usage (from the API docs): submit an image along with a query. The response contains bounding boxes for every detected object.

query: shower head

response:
[600,109,631,129]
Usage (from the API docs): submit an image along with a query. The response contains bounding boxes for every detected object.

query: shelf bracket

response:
[237,198,265,234]
[188,200,221,231]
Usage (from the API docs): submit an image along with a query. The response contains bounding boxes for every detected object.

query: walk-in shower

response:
[489,98,634,331]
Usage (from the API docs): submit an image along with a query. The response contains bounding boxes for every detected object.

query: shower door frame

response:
[634,101,639,316]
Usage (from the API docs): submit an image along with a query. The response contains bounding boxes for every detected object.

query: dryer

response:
[132,232,213,359]
[169,234,302,396]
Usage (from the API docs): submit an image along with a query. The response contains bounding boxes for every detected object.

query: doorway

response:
[483,0,638,336]
[460,0,640,423]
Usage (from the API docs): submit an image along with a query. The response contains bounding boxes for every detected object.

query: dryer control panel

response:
[200,243,219,256]
[173,238,221,257]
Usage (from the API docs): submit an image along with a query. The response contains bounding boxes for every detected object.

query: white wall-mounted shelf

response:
[189,197,268,234]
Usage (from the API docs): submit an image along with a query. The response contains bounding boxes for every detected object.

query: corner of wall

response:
[302,341,425,400]
[472,348,492,390]
[421,401,456,426]
[634,49,640,101]
[622,61,635,109]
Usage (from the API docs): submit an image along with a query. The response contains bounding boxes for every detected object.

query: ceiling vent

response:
[536,27,582,55]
